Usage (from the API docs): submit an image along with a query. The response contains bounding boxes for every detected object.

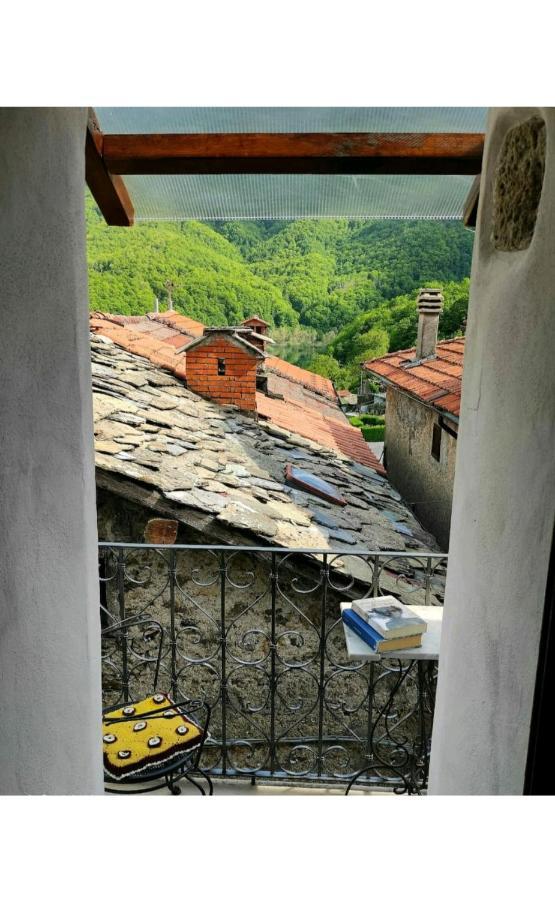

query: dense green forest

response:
[86,193,473,389]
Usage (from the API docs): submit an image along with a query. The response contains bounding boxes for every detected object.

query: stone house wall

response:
[384,388,457,549]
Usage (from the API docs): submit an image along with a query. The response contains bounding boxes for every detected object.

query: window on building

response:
[217,358,226,376]
[431,421,442,461]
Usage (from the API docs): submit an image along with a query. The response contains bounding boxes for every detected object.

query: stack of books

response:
[342,595,427,653]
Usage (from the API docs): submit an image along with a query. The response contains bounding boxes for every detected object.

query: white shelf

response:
[340,603,443,661]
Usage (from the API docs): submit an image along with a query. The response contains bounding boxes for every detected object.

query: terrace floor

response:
[129,777,391,797]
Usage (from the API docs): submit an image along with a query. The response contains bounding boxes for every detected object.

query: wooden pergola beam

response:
[463,174,481,228]
[85,112,134,226]
[103,132,484,176]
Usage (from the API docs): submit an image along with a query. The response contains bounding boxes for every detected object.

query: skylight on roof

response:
[285,464,346,506]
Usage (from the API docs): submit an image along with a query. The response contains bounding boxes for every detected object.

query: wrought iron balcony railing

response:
[99,543,447,792]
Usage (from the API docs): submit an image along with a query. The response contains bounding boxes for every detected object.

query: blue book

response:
[342,607,422,652]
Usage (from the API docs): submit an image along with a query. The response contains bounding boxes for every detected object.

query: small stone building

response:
[363,290,464,549]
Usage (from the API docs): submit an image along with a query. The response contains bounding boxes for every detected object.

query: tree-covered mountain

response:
[86,193,473,388]
[215,217,473,333]
[86,197,296,326]
[323,278,470,388]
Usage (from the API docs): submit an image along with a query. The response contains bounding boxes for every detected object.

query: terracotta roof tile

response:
[90,314,187,378]
[363,338,465,419]
[148,312,205,338]
[435,394,461,414]
[256,393,385,474]
[164,332,195,349]
[102,314,192,351]
[266,372,346,422]
[264,356,336,401]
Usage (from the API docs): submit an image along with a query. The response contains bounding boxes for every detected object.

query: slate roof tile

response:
[90,313,376,469]
[91,331,444,597]
[256,393,385,473]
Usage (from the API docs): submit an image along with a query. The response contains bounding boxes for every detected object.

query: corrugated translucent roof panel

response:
[126,173,475,220]
[94,108,486,220]
[96,107,487,134]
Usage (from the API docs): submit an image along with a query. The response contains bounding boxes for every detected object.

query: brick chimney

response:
[240,316,276,353]
[415,288,444,360]
[242,315,269,336]
[181,327,265,413]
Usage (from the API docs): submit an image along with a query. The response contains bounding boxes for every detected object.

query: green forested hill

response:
[86,197,296,326]
[217,217,472,333]
[319,278,470,388]
[86,193,473,387]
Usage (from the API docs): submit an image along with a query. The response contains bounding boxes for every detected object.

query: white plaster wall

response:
[0,109,103,793]
[429,108,555,794]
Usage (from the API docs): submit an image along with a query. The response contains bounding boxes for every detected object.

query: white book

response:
[351,595,427,639]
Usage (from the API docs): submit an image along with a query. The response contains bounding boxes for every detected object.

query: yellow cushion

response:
[103,694,204,780]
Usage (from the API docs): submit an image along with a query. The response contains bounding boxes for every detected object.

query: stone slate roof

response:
[92,331,444,597]
[363,338,465,419]
[256,393,383,471]
[90,312,383,472]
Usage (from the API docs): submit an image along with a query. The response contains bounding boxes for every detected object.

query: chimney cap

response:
[204,326,252,334]
[178,327,265,358]
[242,314,270,327]
[417,287,444,312]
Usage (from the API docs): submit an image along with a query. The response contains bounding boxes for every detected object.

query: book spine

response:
[342,610,381,650]
[368,620,426,639]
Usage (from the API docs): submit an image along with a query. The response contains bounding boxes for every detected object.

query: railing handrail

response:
[98,541,448,560]
[99,540,446,790]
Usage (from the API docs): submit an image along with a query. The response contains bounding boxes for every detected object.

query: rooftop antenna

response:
[165,279,175,312]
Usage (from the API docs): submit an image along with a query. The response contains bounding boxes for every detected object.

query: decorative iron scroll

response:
[99,544,445,790]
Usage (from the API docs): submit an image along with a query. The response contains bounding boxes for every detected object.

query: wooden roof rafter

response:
[102,131,484,177]
[85,110,134,226]
[86,109,485,224]
[463,174,481,229]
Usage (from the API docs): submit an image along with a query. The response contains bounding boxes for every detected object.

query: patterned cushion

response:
[103,694,204,780]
